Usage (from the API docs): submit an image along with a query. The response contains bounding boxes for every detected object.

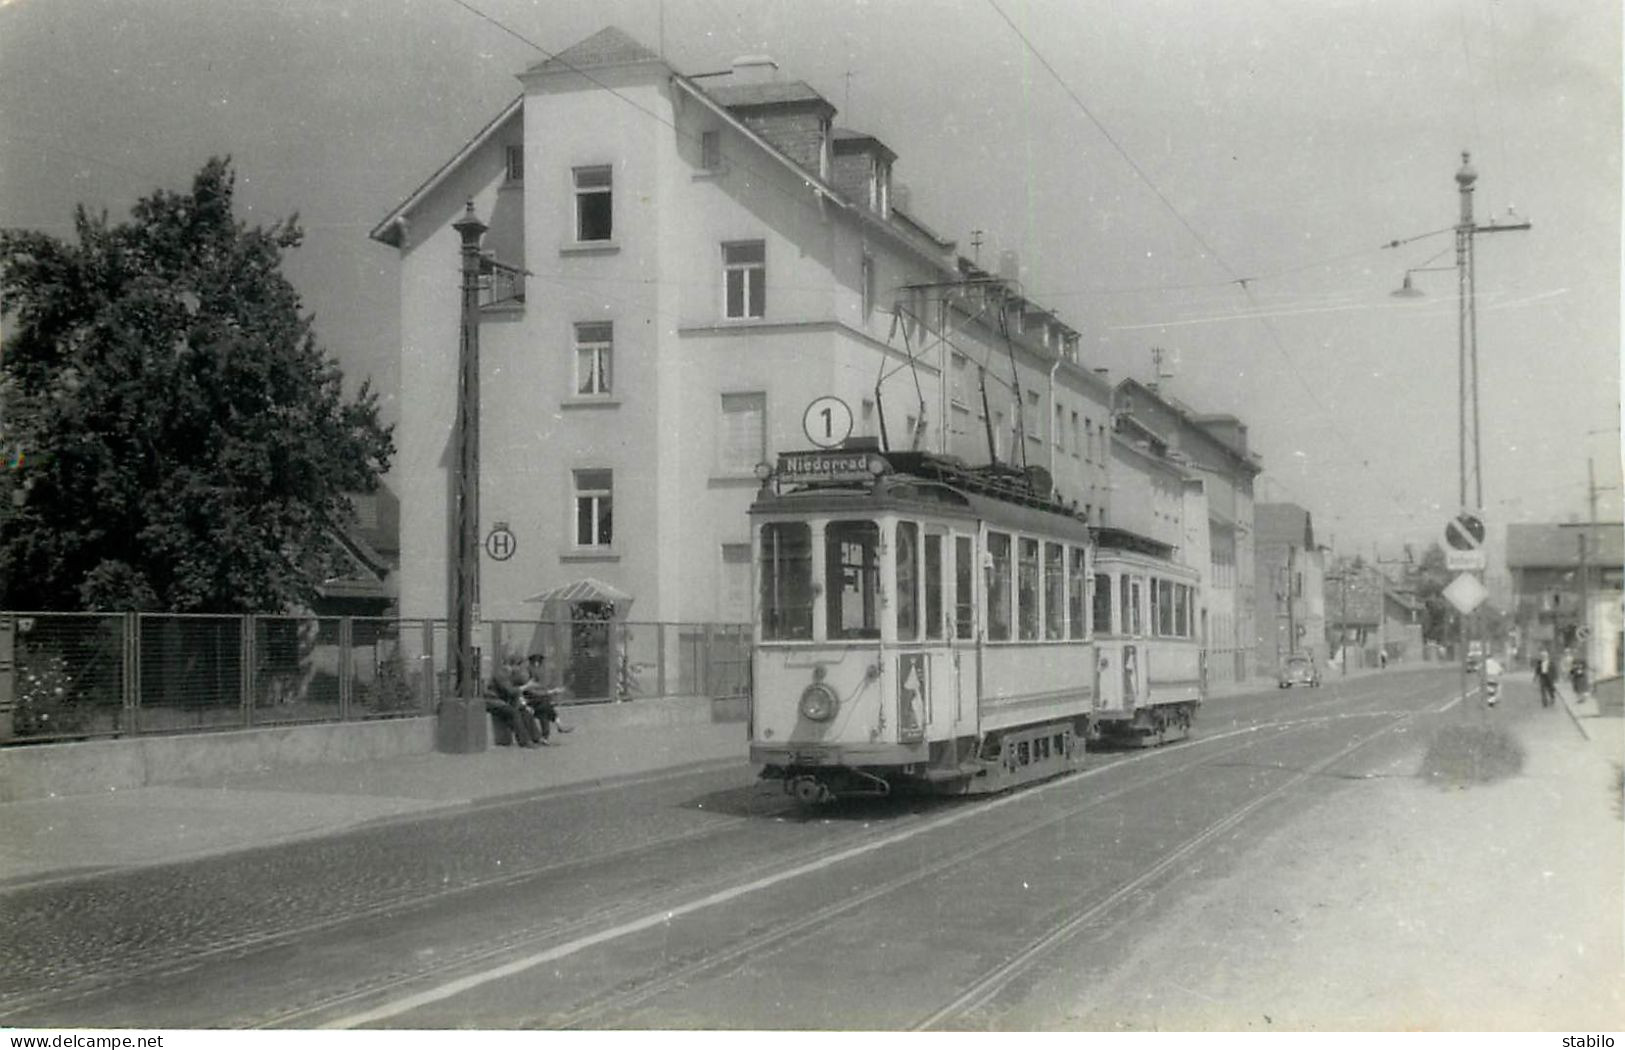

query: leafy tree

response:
[1406,542,1455,644]
[0,158,392,612]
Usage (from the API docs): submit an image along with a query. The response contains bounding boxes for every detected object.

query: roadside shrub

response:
[11,649,90,738]
[360,651,418,715]
[1420,723,1526,785]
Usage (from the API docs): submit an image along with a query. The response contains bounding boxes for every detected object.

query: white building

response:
[371,26,1128,628]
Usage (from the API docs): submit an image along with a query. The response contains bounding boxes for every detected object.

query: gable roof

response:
[522,26,661,76]
[369,95,522,247]
[1256,502,1314,548]
[1506,522,1625,568]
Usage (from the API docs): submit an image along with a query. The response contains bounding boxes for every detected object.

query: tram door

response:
[1093,570,1126,714]
[951,532,976,730]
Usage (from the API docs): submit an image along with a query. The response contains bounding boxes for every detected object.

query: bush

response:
[1420,723,1526,785]
[359,651,418,715]
[11,649,91,738]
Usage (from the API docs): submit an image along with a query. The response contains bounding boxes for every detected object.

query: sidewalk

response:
[0,718,750,888]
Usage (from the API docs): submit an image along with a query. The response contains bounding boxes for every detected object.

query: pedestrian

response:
[487,653,545,747]
[522,653,573,740]
[1378,649,1388,670]
[1533,647,1557,708]
[1483,654,1502,707]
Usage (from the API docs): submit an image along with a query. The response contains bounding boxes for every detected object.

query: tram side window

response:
[759,522,813,640]
[1044,542,1065,640]
[1174,583,1189,638]
[955,535,974,639]
[986,532,1012,641]
[1123,575,1144,636]
[896,521,919,641]
[827,520,881,639]
[1018,537,1040,641]
[1157,579,1174,637]
[1093,572,1113,635]
[1068,547,1087,639]
[924,533,944,640]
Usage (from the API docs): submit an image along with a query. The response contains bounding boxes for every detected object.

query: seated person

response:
[521,652,573,739]
[487,653,545,747]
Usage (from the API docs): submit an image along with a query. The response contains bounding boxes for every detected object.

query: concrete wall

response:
[0,693,746,803]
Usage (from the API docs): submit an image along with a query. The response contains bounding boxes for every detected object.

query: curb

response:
[0,755,749,894]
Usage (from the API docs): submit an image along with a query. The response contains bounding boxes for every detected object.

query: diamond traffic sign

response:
[1443,572,1489,615]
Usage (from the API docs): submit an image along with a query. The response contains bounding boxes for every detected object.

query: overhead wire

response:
[982,0,1432,528]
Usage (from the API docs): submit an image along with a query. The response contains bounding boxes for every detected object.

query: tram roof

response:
[750,476,1095,545]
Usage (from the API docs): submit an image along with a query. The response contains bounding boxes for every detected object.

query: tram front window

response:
[759,522,813,640]
[827,520,881,639]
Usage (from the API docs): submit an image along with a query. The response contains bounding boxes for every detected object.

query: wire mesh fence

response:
[0,612,752,744]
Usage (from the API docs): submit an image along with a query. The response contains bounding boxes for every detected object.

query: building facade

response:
[1112,380,1263,685]
[372,28,1129,629]
[1506,521,1624,677]
[1252,503,1327,671]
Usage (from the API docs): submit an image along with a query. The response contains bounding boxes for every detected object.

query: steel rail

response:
[910,689,1446,1029]
[310,676,1435,1027]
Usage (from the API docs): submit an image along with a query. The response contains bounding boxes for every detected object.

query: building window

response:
[723,241,766,319]
[573,166,613,242]
[950,353,969,407]
[1071,410,1081,457]
[1053,403,1064,449]
[1084,416,1094,462]
[573,469,613,548]
[700,130,721,170]
[861,253,875,320]
[718,392,766,475]
[720,543,752,622]
[574,321,612,396]
[505,144,524,183]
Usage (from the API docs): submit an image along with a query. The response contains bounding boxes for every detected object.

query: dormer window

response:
[701,130,722,171]
[505,145,524,183]
[873,161,890,217]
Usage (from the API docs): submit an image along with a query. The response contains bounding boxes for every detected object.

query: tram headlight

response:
[798,682,839,722]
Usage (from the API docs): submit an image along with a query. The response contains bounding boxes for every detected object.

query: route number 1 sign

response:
[803,396,854,449]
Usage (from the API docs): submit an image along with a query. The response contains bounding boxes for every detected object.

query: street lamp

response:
[1387,152,1530,703]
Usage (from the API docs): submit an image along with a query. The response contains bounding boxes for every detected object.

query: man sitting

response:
[522,652,573,740]
[487,653,545,747]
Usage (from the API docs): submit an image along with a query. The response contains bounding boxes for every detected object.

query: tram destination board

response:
[777,450,882,484]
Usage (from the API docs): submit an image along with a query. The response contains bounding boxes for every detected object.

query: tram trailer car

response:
[749,447,1203,803]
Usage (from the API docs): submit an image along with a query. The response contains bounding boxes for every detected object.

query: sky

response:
[1,0,1619,569]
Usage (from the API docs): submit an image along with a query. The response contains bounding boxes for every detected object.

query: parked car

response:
[1278,654,1321,689]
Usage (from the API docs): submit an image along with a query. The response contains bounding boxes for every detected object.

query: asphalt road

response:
[0,667,1468,1030]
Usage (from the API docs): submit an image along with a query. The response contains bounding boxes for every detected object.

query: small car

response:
[1278,654,1321,689]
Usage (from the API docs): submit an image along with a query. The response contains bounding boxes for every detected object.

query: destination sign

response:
[776,450,882,484]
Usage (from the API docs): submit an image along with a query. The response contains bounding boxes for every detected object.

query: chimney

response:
[997,249,1020,284]
[731,55,779,84]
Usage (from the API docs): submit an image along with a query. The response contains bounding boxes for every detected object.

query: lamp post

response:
[1388,153,1529,705]
[438,202,490,753]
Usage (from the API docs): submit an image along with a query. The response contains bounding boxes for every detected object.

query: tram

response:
[749,443,1205,803]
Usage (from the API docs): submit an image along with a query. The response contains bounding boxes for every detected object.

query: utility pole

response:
[440,202,490,753]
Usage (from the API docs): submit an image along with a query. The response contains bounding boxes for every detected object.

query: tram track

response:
[305,677,1443,1028]
[0,674,1447,1029]
[912,683,1451,1030]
